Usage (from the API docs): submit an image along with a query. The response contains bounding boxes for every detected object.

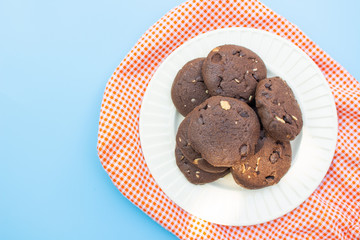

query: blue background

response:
[1,0,359,239]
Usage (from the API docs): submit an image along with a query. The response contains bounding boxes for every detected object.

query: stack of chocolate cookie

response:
[171,45,303,189]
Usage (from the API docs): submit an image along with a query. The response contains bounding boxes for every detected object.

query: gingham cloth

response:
[97,0,360,239]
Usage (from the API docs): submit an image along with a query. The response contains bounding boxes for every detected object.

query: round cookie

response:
[175,146,230,185]
[255,77,303,141]
[188,96,260,167]
[231,133,292,189]
[176,115,228,173]
[202,45,266,101]
[171,58,210,116]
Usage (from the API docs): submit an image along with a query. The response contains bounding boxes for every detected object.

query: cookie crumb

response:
[220,100,231,110]
[212,47,220,52]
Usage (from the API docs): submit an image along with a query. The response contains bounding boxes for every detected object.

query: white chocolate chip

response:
[220,100,231,110]
[278,103,281,106]
[234,78,240,83]
[193,158,202,165]
[291,115,298,121]
[255,157,260,172]
[247,175,251,178]
[253,68,258,71]
[248,95,253,101]
[205,90,209,94]
[179,137,182,142]
[192,79,196,83]
[241,164,246,173]
[235,121,238,125]
[195,171,200,178]
[191,98,196,103]
[181,156,184,160]
[212,47,220,52]
[275,116,285,123]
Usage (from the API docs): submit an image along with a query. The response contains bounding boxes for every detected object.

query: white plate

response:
[139,27,338,226]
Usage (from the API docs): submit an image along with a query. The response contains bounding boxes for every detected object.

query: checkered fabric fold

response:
[97,0,360,239]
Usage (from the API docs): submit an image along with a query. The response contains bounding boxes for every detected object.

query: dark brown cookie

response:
[175,146,230,185]
[188,96,260,167]
[176,115,228,173]
[231,133,292,189]
[202,45,266,102]
[171,58,210,116]
[255,77,303,141]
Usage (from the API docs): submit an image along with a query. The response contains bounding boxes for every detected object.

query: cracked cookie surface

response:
[202,45,266,101]
[188,96,260,167]
[171,58,210,116]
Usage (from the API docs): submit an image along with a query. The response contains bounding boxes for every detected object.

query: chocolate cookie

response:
[171,58,210,116]
[202,45,266,101]
[255,77,303,141]
[176,115,228,173]
[175,146,230,184]
[231,132,292,189]
[188,96,260,167]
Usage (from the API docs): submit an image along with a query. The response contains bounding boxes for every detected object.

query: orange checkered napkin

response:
[97,0,360,239]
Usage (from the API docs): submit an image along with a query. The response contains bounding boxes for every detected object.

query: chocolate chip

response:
[232,50,245,57]
[276,140,285,148]
[195,76,203,82]
[252,73,259,81]
[211,53,222,63]
[269,151,279,163]
[283,114,292,124]
[240,111,249,118]
[265,83,272,90]
[239,144,248,158]
[198,114,205,125]
[262,92,270,99]
[201,104,208,110]
[265,175,275,181]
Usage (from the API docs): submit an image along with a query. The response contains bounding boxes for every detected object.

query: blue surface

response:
[0,0,359,239]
